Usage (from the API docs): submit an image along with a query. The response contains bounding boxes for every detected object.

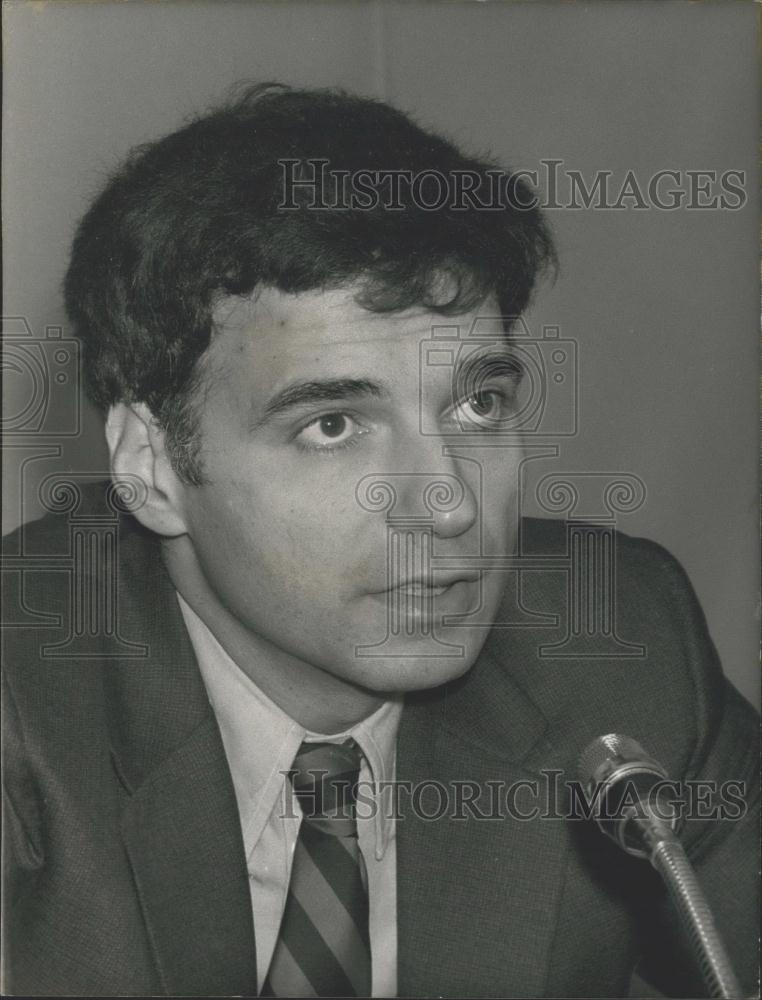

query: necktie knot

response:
[290,739,363,836]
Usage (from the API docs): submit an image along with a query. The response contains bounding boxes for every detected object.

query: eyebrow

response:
[455,347,525,382]
[254,377,387,428]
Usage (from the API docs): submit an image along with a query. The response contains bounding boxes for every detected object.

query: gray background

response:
[3,0,758,706]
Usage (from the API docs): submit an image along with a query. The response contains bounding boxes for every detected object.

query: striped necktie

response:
[262,739,372,998]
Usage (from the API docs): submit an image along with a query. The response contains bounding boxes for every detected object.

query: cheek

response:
[188,473,380,592]
[479,456,521,518]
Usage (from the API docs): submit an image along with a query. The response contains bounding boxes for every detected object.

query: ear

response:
[105,402,189,538]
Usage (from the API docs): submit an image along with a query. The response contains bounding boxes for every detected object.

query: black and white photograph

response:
[2,1,759,997]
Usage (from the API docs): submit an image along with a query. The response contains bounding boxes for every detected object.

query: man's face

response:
[174,285,524,695]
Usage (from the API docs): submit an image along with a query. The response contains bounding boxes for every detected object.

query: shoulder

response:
[2,479,160,607]
[515,515,721,655]
[2,481,162,707]
[487,518,758,785]
[514,515,717,656]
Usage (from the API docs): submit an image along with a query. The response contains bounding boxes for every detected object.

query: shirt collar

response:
[176,593,401,860]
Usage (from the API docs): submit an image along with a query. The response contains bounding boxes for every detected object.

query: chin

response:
[349,640,485,694]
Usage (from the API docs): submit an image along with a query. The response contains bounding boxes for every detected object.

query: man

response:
[2,84,758,998]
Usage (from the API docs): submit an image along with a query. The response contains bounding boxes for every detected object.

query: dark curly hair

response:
[64,82,555,483]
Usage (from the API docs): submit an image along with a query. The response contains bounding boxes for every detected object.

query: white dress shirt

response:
[177,593,401,997]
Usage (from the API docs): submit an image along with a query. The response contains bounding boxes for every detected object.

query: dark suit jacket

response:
[2,494,758,998]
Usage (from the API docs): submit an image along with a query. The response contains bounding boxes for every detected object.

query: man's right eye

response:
[294,412,370,454]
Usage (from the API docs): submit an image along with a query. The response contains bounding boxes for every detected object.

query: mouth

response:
[364,571,482,625]
[385,573,479,597]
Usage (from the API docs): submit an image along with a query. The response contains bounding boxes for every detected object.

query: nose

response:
[356,446,479,540]
[411,431,479,539]
[422,455,479,539]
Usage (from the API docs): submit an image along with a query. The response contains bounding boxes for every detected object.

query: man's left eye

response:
[296,412,367,452]
[454,390,506,428]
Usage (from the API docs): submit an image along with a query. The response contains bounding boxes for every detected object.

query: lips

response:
[397,582,450,597]
[364,571,481,625]
[385,573,479,596]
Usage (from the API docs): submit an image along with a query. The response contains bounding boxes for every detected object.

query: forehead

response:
[209,285,505,375]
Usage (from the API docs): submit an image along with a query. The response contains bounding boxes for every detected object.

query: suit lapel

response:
[106,524,257,996]
[397,639,570,998]
[119,716,257,996]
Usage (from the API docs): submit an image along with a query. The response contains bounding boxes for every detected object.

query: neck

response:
[161,536,384,733]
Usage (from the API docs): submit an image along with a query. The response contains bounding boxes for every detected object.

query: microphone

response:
[577,734,743,999]
[577,733,679,858]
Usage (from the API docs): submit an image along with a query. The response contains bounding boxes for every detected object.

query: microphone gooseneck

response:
[577,734,743,1000]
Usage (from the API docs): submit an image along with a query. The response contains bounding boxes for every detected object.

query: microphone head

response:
[577,734,676,858]
[578,734,667,790]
